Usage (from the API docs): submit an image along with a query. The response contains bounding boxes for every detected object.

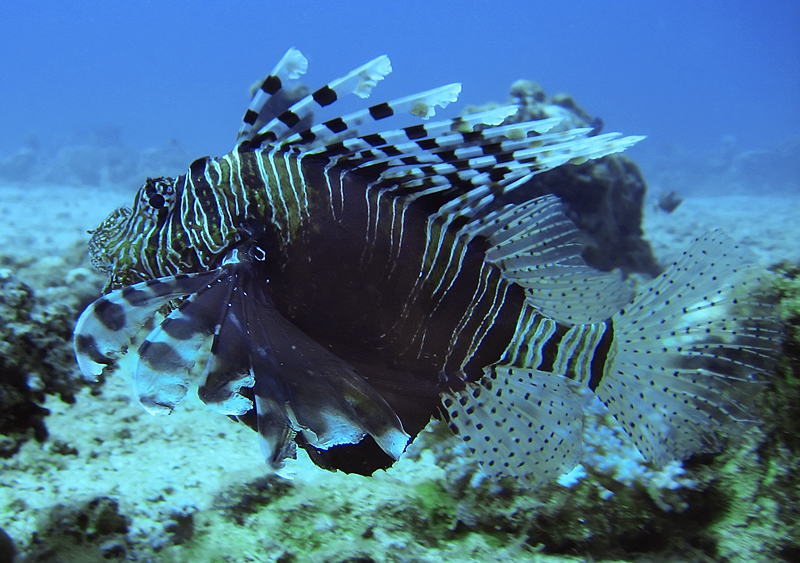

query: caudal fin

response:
[598,230,783,465]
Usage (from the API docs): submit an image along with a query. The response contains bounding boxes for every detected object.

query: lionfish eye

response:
[148,193,166,209]
[143,177,175,213]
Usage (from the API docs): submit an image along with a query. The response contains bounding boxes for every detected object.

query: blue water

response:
[1,0,798,183]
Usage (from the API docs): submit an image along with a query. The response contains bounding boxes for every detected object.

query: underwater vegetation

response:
[0,50,798,562]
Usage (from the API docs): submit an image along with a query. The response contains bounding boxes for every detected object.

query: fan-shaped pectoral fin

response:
[244,291,411,465]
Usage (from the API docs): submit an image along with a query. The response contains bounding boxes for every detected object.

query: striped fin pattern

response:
[238,48,310,142]
[241,53,396,147]
[73,272,215,377]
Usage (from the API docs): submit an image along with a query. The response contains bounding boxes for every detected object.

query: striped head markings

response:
[88,176,181,290]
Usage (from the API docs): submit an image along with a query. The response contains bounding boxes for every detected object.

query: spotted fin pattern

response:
[444,368,585,488]
[444,229,781,485]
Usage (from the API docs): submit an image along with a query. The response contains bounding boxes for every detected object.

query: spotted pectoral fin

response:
[73,273,215,378]
[444,366,585,488]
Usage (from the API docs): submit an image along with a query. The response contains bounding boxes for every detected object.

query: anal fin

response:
[443,366,585,488]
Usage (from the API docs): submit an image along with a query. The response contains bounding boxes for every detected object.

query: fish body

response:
[74,49,781,485]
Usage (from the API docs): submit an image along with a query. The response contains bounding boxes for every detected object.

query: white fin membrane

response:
[599,230,783,465]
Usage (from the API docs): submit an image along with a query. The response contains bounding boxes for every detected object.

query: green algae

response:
[769,261,800,385]
[158,471,570,563]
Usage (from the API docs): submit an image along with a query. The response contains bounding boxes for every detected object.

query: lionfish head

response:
[88,176,180,290]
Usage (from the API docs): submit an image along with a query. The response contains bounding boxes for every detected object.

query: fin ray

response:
[237,47,310,142]
[474,195,634,323]
[243,53,394,148]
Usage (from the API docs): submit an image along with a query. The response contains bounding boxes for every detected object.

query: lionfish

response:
[73,49,781,486]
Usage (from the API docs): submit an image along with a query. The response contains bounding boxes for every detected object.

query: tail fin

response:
[598,230,783,465]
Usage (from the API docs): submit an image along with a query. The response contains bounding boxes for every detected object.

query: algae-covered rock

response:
[23,496,132,562]
[0,246,105,457]
[406,415,719,561]
[674,261,800,562]
[770,262,800,389]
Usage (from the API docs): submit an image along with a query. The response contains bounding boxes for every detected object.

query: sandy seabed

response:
[1,182,798,562]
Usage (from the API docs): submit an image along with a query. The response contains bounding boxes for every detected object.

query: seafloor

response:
[1,176,799,563]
